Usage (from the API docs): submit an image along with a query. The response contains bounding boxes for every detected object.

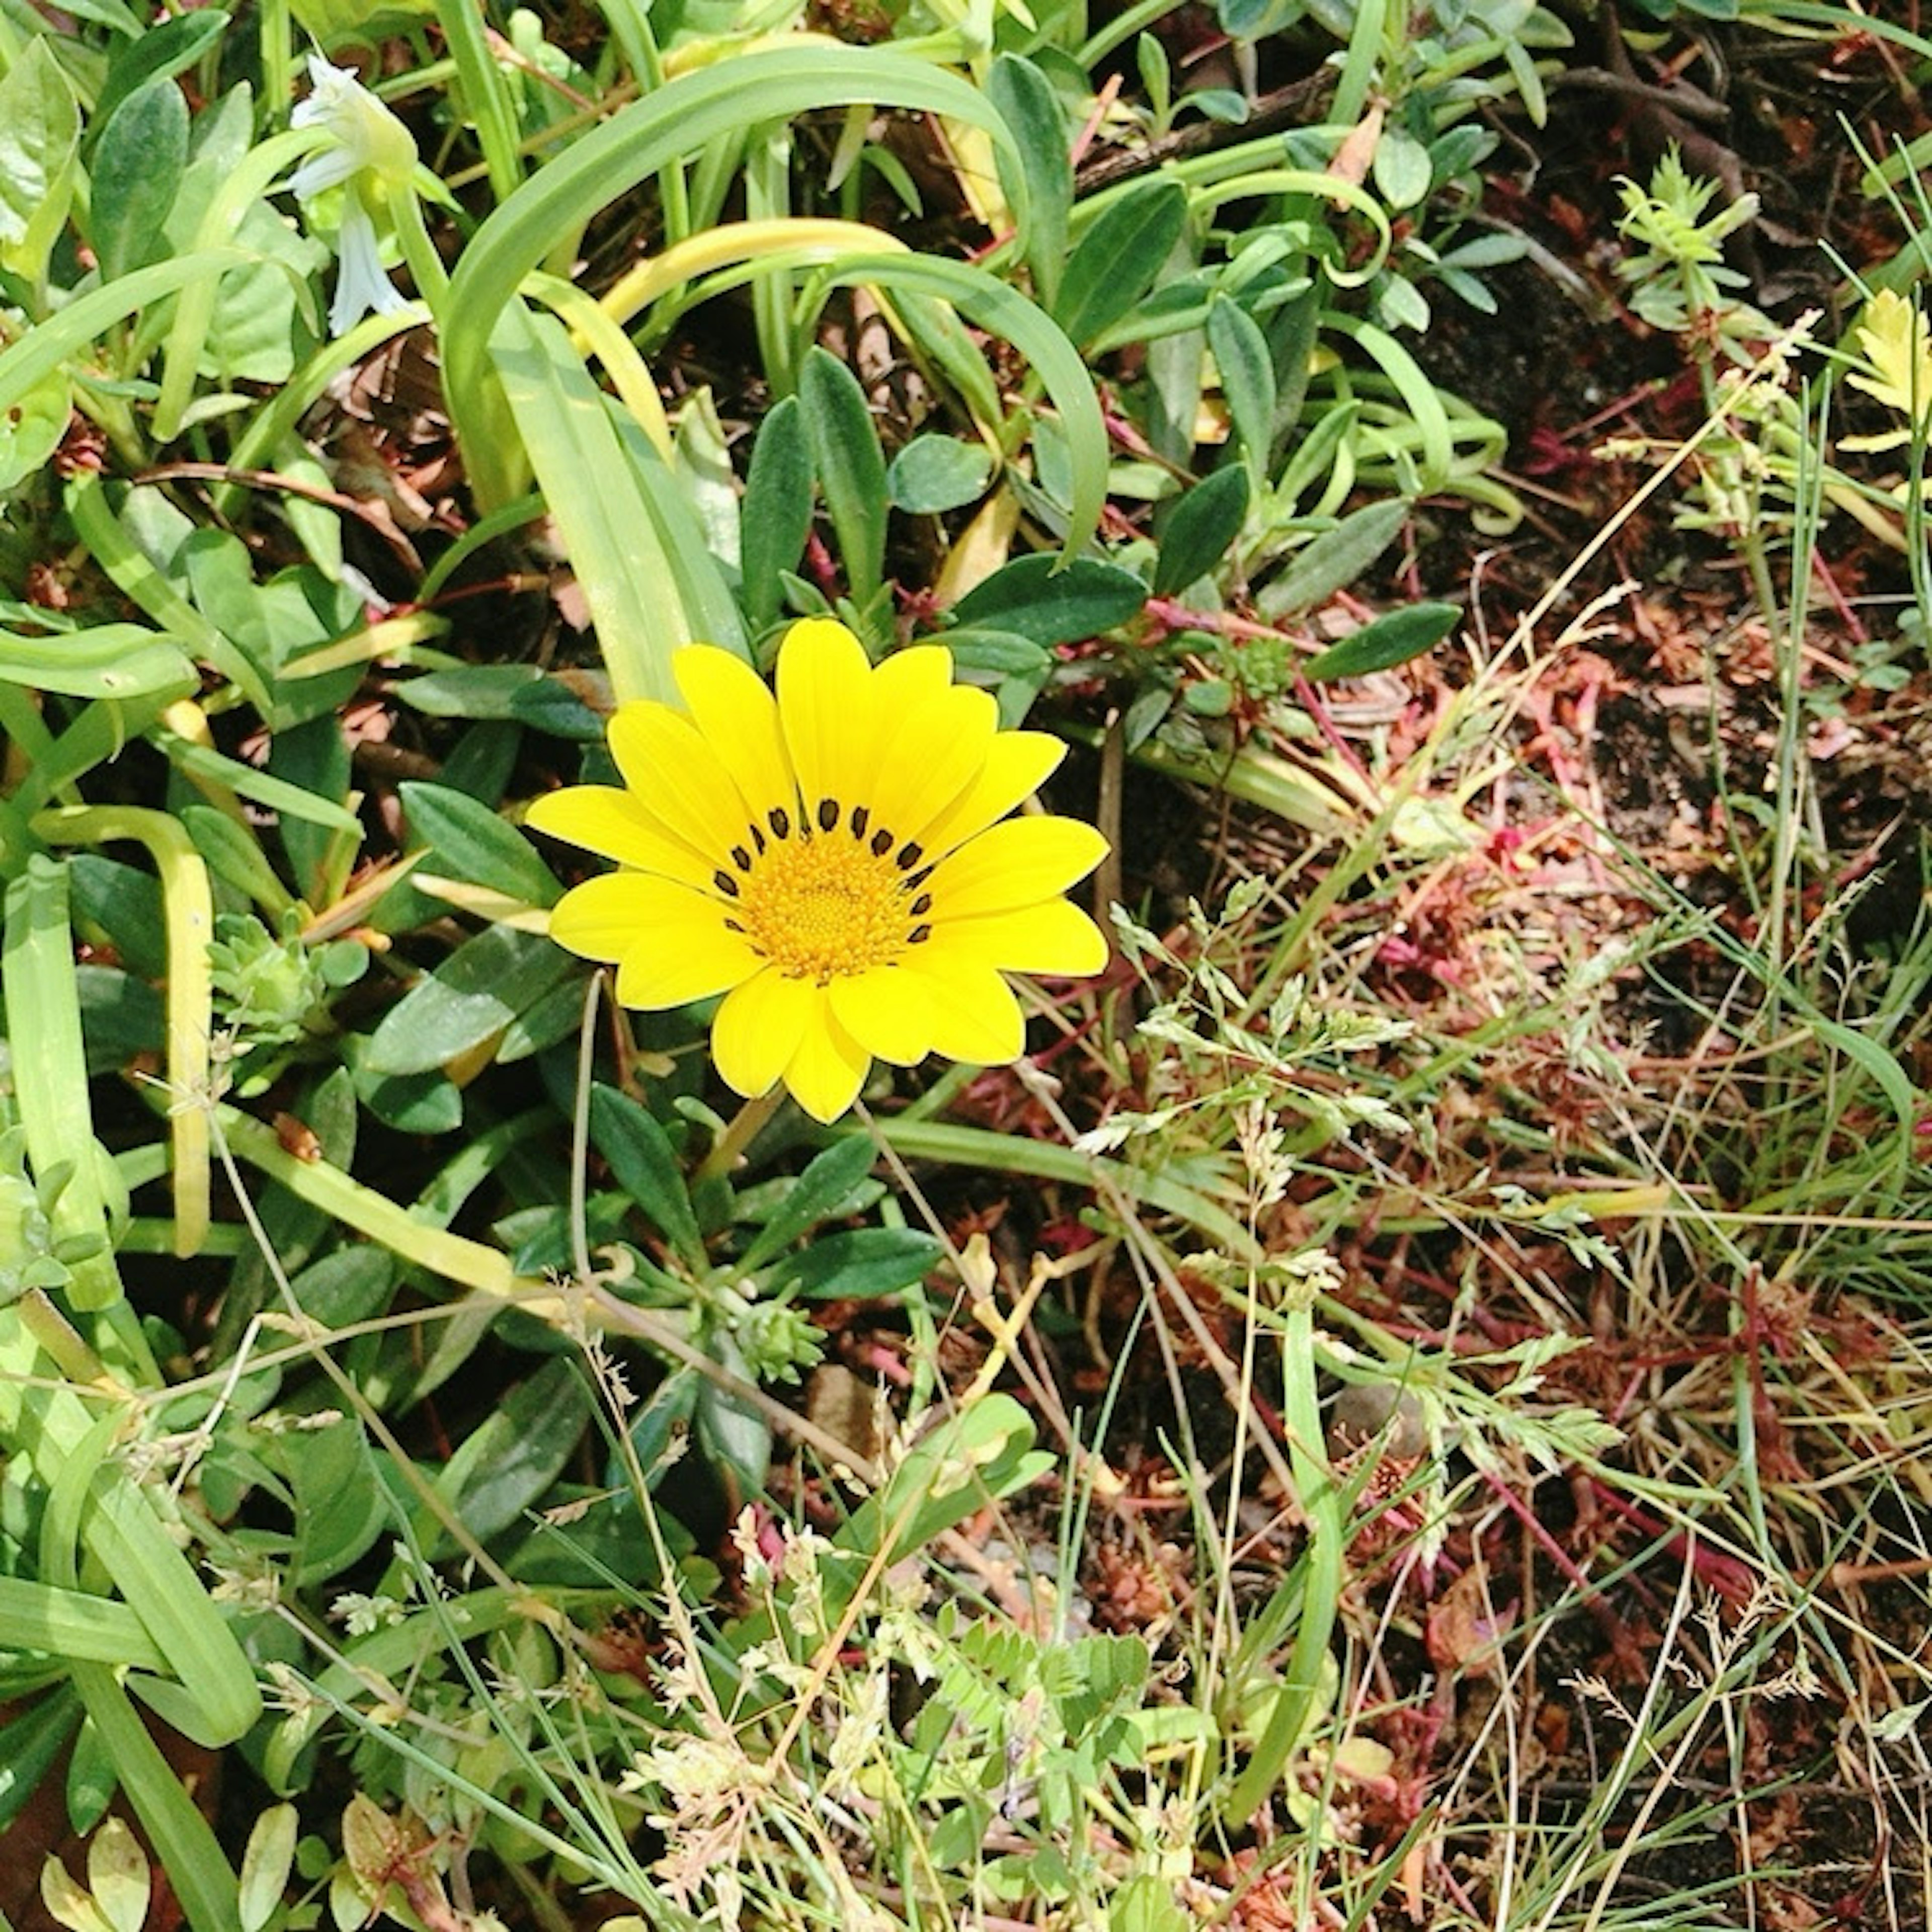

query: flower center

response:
[715,799,934,984]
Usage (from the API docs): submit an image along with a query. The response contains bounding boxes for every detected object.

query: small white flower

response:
[288,56,417,336]
[289,55,415,199]
[327,187,410,335]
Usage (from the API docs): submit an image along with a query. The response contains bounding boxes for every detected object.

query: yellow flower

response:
[528,620,1109,1122]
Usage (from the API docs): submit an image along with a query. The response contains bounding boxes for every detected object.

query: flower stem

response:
[696,1086,784,1185]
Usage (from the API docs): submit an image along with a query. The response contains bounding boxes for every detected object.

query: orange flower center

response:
[715,797,934,985]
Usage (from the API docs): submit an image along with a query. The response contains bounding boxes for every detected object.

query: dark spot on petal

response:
[769,807,791,840]
[910,893,932,916]
[870,829,893,858]
[850,804,869,838]
[723,917,745,933]
[907,866,934,891]
[750,822,766,855]
[897,842,923,870]
[818,797,840,833]
[908,924,932,944]
[731,845,752,873]
[713,870,739,898]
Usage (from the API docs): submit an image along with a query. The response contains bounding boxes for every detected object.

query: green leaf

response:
[1256,499,1408,619]
[0,1687,79,1834]
[364,923,575,1075]
[1371,126,1432,211]
[1304,601,1460,680]
[1207,298,1274,486]
[91,78,189,282]
[1152,466,1249,598]
[427,1356,591,1553]
[989,54,1071,311]
[1054,181,1187,348]
[589,1084,704,1272]
[740,1135,878,1269]
[177,807,293,917]
[741,395,815,633]
[76,965,165,1076]
[0,369,71,497]
[400,781,561,909]
[949,555,1145,646]
[286,1417,386,1585]
[694,1348,773,1510]
[0,38,80,284]
[395,664,543,718]
[800,348,888,603]
[768,1227,942,1301]
[491,304,746,707]
[887,434,995,514]
[0,624,195,700]
[90,12,229,143]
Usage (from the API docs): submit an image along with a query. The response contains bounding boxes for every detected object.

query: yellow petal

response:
[828,968,933,1066]
[711,968,815,1099]
[672,645,796,825]
[608,701,756,856]
[525,786,716,889]
[870,643,952,711]
[776,619,880,819]
[614,919,761,1008]
[548,872,724,967]
[782,1004,873,1122]
[926,816,1108,918]
[866,683,998,851]
[929,898,1109,976]
[916,730,1066,860]
[892,954,1025,1065]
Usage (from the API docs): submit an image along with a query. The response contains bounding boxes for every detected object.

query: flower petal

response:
[525,785,717,889]
[916,730,1066,860]
[712,969,816,1099]
[776,620,879,817]
[672,645,797,827]
[782,1005,873,1123]
[614,922,761,1009]
[608,700,757,857]
[828,968,934,1066]
[929,899,1110,976]
[926,816,1108,918]
[890,955,1025,1065]
[866,683,998,851]
[548,872,730,973]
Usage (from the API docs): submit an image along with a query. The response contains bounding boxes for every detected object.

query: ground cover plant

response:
[2,0,1931,1926]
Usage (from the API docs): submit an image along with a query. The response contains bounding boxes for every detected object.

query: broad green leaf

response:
[800,348,888,603]
[589,1084,704,1271]
[1256,499,1407,619]
[768,1227,943,1301]
[989,54,1071,310]
[1054,181,1187,348]
[364,922,574,1075]
[1152,466,1249,598]
[396,664,544,718]
[1304,602,1461,681]
[741,395,815,633]
[400,781,561,909]
[1208,298,1274,486]
[238,1808,299,1932]
[0,369,70,496]
[428,1355,592,1552]
[0,38,79,284]
[91,11,229,142]
[949,554,1145,646]
[91,78,189,282]
[695,1350,773,1510]
[1372,125,1432,210]
[0,1686,79,1833]
[287,1418,387,1585]
[177,807,295,917]
[888,434,995,514]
